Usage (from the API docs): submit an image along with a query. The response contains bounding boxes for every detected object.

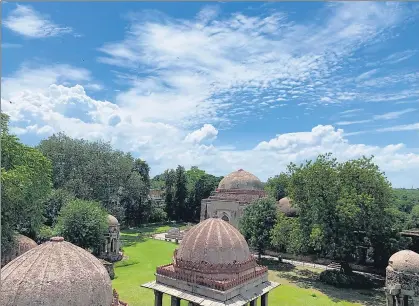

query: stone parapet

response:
[173,256,257,275]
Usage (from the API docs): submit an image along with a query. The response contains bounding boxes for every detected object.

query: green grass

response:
[112,229,384,306]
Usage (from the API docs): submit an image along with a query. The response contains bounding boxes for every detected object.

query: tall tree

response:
[174,165,188,221]
[164,169,176,220]
[1,113,52,251]
[239,198,277,259]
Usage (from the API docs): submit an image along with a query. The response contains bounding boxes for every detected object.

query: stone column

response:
[188,302,197,306]
[154,290,163,306]
[171,296,181,306]
[250,299,256,306]
[261,293,269,306]
[402,295,409,306]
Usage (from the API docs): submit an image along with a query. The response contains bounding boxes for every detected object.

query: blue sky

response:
[2,2,419,187]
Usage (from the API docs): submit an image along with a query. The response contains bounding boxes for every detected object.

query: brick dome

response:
[277,197,298,217]
[217,169,263,191]
[174,218,254,272]
[1,237,113,306]
[388,250,419,274]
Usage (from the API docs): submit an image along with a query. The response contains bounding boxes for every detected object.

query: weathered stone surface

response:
[217,169,264,191]
[1,234,38,267]
[1,236,112,306]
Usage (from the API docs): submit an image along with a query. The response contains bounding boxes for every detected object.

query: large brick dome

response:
[217,169,263,191]
[174,218,253,271]
[1,237,113,306]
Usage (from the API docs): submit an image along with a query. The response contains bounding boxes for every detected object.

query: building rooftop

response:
[217,169,264,191]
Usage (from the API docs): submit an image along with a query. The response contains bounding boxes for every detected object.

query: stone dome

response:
[175,218,252,267]
[108,214,119,226]
[277,197,298,217]
[218,169,263,191]
[1,237,113,306]
[1,234,38,267]
[388,250,419,274]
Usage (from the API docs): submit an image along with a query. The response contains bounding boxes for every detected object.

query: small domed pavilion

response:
[277,197,299,217]
[200,169,267,228]
[1,236,128,306]
[100,214,122,262]
[385,250,419,305]
[142,218,279,306]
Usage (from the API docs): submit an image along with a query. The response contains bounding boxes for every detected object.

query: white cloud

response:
[184,124,218,144]
[377,123,419,132]
[373,108,416,120]
[3,5,73,38]
[385,50,418,64]
[336,119,372,126]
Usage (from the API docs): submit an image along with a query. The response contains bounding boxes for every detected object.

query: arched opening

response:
[221,215,230,222]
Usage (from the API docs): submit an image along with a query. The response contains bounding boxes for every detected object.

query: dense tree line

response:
[240,153,416,271]
[154,166,222,222]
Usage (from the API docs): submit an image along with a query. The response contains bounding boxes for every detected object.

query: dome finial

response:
[50,236,64,242]
[238,168,244,172]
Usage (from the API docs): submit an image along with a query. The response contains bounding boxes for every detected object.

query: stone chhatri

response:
[277,197,298,217]
[108,214,119,226]
[388,250,419,274]
[1,234,38,267]
[1,236,113,306]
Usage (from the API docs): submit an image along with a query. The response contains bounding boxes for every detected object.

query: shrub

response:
[37,225,56,243]
[54,199,108,254]
[319,270,375,289]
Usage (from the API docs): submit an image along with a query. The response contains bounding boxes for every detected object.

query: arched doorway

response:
[221,214,230,222]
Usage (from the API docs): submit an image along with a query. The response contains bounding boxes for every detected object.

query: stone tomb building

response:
[385,250,419,306]
[142,218,279,306]
[200,169,267,228]
[1,236,128,306]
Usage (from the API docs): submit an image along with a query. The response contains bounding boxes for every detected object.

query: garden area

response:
[112,226,386,306]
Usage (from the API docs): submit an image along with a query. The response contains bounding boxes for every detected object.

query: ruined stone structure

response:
[165,227,184,241]
[385,250,419,306]
[100,214,122,262]
[142,218,279,306]
[101,258,116,280]
[0,234,38,267]
[1,236,128,306]
[200,169,267,228]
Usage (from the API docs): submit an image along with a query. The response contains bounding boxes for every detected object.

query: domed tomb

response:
[1,237,113,306]
[100,215,122,262]
[277,197,298,217]
[1,234,38,267]
[146,218,279,305]
[175,218,253,271]
[218,169,264,191]
[385,250,419,306]
[156,218,268,291]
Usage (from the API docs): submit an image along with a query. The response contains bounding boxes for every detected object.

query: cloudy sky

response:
[2,2,419,187]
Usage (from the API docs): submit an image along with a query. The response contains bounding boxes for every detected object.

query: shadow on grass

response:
[257,258,296,272]
[277,268,385,306]
[120,233,147,248]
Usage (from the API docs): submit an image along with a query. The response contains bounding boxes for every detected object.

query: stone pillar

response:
[188,302,196,306]
[154,290,163,306]
[250,299,256,306]
[385,293,394,306]
[171,296,181,306]
[261,293,269,306]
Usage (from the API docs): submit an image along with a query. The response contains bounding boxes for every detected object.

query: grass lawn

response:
[112,229,384,306]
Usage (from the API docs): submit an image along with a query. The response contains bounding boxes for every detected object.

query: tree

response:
[174,165,188,221]
[55,199,108,254]
[164,169,176,219]
[1,113,52,251]
[271,213,304,255]
[265,173,290,201]
[239,198,277,259]
[43,188,75,226]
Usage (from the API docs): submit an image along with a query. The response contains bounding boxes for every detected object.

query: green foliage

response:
[1,113,52,249]
[285,154,397,268]
[43,188,75,226]
[55,199,108,254]
[319,270,375,289]
[37,225,56,243]
[265,173,290,201]
[239,198,277,257]
[174,165,188,220]
[37,133,151,226]
[271,213,304,254]
[393,188,419,213]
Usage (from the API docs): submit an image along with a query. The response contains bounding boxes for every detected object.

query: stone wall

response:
[386,267,419,296]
